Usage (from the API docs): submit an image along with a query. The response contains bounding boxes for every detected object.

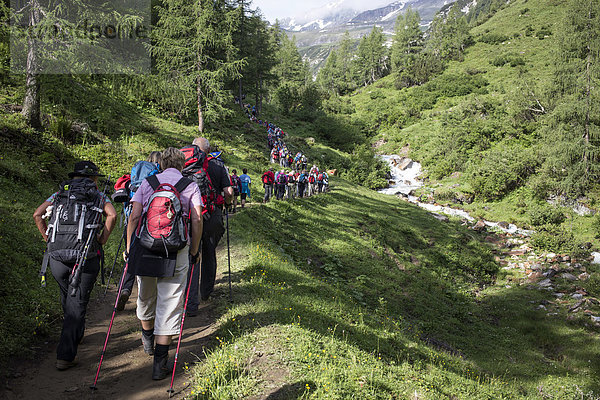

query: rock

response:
[543,269,558,279]
[579,273,590,281]
[572,293,584,300]
[561,273,578,281]
[431,213,449,222]
[537,305,547,310]
[528,271,543,282]
[472,220,487,232]
[497,221,510,229]
[546,253,557,259]
[562,255,571,262]
[570,300,585,312]
[591,316,600,323]
[538,279,553,288]
[397,158,413,170]
[65,387,79,392]
[555,293,565,298]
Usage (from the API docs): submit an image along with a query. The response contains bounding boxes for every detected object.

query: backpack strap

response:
[174,177,193,194]
[147,174,160,191]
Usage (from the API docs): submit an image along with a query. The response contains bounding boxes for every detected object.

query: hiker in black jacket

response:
[33,161,117,371]
[186,137,233,315]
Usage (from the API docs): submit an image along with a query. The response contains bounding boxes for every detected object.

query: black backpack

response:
[46,178,104,262]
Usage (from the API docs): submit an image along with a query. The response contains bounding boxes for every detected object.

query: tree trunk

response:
[583,1,592,173]
[258,72,263,114]
[238,0,244,109]
[197,81,204,133]
[22,0,42,130]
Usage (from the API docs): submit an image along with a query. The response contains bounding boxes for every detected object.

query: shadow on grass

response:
[219,180,600,395]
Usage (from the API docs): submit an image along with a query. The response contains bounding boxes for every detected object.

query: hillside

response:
[339,0,600,248]
[2,83,600,398]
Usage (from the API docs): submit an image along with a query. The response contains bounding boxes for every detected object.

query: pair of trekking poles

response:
[91,207,233,396]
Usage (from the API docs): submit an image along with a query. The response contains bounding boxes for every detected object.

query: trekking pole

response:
[225,208,232,302]
[103,229,125,297]
[167,260,195,397]
[90,256,130,391]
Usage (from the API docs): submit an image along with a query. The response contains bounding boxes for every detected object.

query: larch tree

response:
[152,0,244,132]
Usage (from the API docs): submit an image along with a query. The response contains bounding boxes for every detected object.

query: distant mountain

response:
[283,0,453,75]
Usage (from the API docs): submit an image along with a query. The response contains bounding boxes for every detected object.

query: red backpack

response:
[317,173,324,182]
[262,171,274,184]
[136,175,192,257]
[180,145,223,218]
[309,174,316,184]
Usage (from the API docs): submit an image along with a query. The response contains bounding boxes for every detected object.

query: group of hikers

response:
[244,110,330,203]
[33,137,234,384]
[30,104,333,389]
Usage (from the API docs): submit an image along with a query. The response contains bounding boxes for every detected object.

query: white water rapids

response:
[377,155,532,235]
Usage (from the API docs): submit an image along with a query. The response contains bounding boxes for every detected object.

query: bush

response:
[528,203,566,226]
[478,33,509,44]
[344,144,388,190]
[467,142,538,201]
[530,224,577,254]
[491,54,525,67]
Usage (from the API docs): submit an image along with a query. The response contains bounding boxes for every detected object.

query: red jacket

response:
[262,171,274,184]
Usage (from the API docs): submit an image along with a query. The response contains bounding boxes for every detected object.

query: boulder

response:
[561,273,577,281]
[497,221,510,229]
[397,157,413,170]
[431,213,449,222]
[472,220,487,232]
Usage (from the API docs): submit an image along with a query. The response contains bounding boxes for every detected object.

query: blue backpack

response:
[130,161,160,196]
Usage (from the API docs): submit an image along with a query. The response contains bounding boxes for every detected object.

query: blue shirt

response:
[239,174,251,194]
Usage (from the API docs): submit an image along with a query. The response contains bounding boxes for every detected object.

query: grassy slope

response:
[2,43,600,399]
[343,0,600,246]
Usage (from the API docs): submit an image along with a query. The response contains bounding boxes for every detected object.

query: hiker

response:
[262,168,275,203]
[229,169,242,214]
[308,171,317,196]
[184,138,233,313]
[275,169,287,200]
[286,170,296,199]
[126,147,203,380]
[317,171,325,193]
[297,170,308,198]
[239,168,251,208]
[33,161,117,370]
[117,151,162,312]
[321,170,330,193]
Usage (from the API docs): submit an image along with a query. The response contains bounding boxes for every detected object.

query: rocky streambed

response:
[379,154,600,326]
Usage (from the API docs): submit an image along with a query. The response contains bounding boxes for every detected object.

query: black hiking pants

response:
[49,255,100,362]
[298,182,307,198]
[186,208,225,311]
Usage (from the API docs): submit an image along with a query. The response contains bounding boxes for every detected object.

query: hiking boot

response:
[56,359,77,371]
[152,354,170,380]
[142,333,154,355]
[186,308,198,317]
[116,289,130,311]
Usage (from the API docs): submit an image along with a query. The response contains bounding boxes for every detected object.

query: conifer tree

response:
[427,3,471,61]
[544,0,600,195]
[354,26,388,86]
[152,0,244,132]
[391,7,423,87]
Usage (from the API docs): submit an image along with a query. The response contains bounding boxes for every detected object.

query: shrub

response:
[530,224,577,254]
[467,142,538,201]
[344,144,388,190]
[528,203,566,226]
[478,33,509,45]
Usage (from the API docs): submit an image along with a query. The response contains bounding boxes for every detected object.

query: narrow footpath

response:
[4,236,240,400]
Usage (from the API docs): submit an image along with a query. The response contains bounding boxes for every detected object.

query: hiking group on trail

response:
[243,104,331,203]
[30,105,336,391]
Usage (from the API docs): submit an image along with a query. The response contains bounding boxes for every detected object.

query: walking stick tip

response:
[90,385,97,391]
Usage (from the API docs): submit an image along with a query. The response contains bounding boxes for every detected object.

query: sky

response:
[251,0,394,23]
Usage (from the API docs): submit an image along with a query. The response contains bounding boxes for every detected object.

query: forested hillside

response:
[2,0,600,398]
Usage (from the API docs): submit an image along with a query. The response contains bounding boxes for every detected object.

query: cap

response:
[68,161,105,178]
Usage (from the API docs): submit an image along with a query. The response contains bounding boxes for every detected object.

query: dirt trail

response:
[4,256,229,400]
